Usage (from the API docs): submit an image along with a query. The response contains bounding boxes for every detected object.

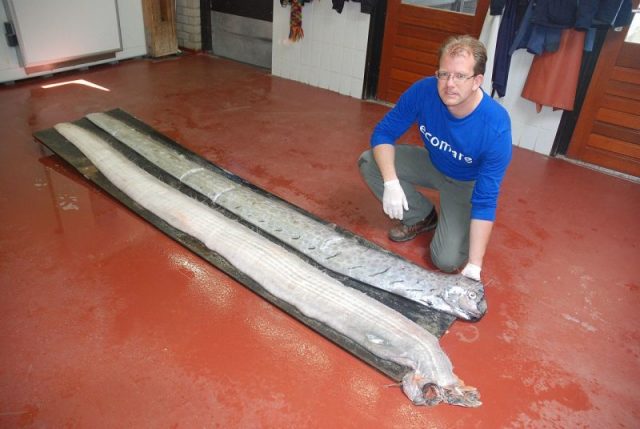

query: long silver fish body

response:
[85,113,487,321]
[54,122,481,407]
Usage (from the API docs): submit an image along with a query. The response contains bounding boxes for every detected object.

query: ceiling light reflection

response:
[41,79,110,92]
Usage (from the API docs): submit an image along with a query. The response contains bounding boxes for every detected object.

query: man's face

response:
[436,52,483,112]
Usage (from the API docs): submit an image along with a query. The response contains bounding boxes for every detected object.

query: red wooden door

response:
[377,0,490,103]
[568,8,640,177]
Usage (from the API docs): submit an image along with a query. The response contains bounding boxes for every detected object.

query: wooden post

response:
[142,0,179,57]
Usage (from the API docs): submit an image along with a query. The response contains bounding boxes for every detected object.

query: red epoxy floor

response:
[1,53,639,428]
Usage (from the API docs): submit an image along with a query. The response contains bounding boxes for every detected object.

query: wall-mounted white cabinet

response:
[1,0,146,83]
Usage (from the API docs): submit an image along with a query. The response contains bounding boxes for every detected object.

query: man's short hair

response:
[438,35,487,76]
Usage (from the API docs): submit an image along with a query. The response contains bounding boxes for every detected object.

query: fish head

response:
[442,276,487,321]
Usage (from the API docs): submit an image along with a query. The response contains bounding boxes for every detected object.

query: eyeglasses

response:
[435,71,476,83]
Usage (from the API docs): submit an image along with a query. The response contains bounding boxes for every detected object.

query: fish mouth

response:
[469,297,488,321]
[453,295,487,322]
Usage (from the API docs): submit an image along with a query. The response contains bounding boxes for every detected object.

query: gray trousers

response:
[358,145,475,272]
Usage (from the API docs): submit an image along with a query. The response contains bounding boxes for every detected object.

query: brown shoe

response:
[388,209,438,242]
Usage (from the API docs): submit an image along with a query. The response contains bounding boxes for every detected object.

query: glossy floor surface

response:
[1,54,639,428]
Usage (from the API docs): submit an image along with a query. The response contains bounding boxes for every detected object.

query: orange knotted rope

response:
[289,0,304,42]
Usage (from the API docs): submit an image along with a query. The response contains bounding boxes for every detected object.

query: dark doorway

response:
[209,0,273,69]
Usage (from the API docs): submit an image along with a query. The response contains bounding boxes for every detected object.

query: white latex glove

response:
[461,263,482,282]
[383,179,408,220]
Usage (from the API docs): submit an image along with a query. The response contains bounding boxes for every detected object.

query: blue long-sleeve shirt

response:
[371,77,512,221]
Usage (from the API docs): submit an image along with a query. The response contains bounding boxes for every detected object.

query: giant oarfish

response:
[54,122,481,407]
[84,112,487,321]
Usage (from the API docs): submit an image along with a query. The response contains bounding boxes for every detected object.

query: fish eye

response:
[467,291,477,300]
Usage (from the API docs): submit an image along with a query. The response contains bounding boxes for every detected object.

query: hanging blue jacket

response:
[594,0,633,27]
[332,0,378,14]
[530,0,577,28]
[491,0,530,97]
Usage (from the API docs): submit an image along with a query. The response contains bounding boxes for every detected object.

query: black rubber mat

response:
[34,109,456,382]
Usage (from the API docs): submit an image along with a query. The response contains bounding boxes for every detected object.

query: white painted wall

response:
[271,0,370,99]
[271,3,563,155]
[479,12,562,155]
[493,50,563,155]
[0,0,146,83]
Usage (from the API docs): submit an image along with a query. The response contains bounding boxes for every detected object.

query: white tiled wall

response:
[272,0,370,98]
[176,0,202,50]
